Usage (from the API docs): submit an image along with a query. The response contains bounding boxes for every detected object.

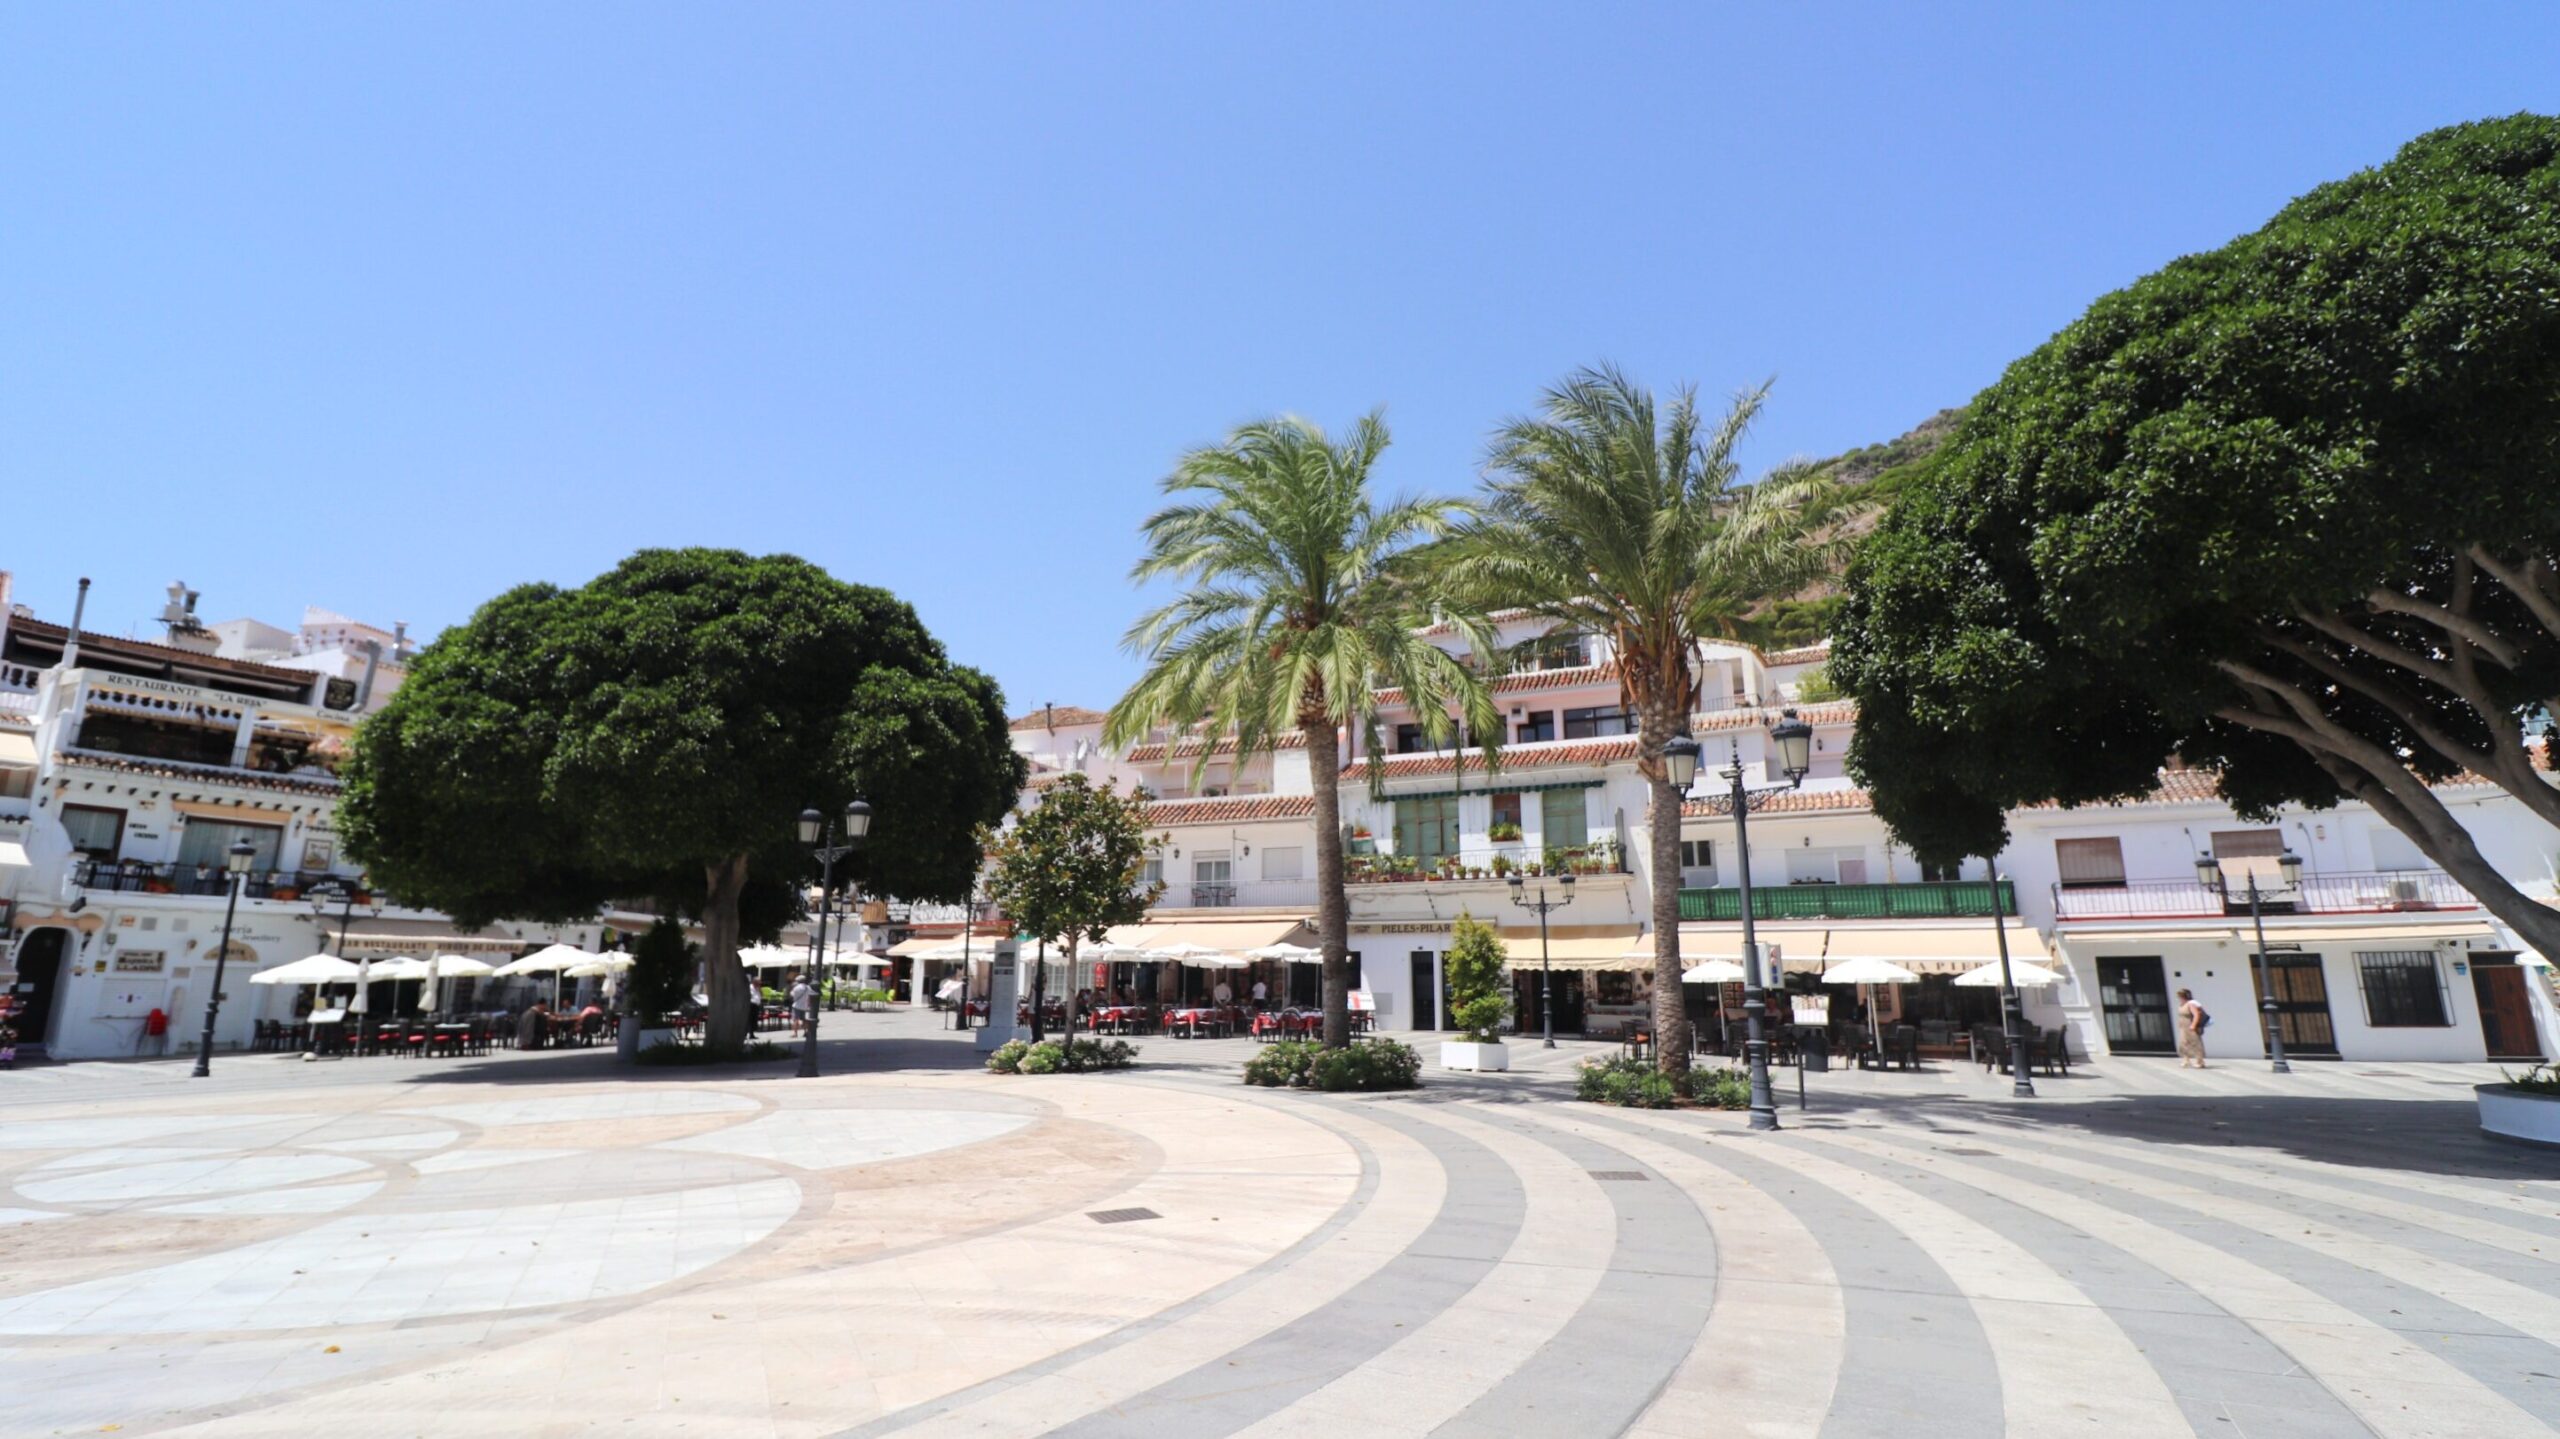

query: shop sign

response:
[115,950,167,974]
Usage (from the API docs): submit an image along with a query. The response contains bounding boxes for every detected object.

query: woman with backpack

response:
[2176,988,2210,1068]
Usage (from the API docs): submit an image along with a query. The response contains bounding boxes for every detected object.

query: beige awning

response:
[1098,917,1314,955]
[1499,926,1648,971]
[1682,922,2056,975]
[0,730,35,767]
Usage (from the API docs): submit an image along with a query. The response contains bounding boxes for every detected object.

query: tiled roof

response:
[1366,737,1641,779]
[1763,643,1831,667]
[57,747,344,797]
[8,618,320,687]
[1691,699,1858,733]
[1142,793,1317,826]
[1376,661,1621,706]
[2024,766,2503,811]
[1008,705,1109,732]
[1126,731,1309,763]
[1418,607,1537,637]
[1684,786,1873,818]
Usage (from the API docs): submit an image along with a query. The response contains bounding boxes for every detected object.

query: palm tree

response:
[1441,365,1852,1074]
[1108,412,1500,1048]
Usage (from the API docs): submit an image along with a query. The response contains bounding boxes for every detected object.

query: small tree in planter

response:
[620,917,695,1060]
[984,773,1162,1053]
[2479,1064,2560,1149]
[1439,912,1511,1072]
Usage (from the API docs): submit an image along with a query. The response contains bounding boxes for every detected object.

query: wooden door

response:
[2472,963,2544,1060]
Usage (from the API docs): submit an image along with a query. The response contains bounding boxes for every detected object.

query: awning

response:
[888,935,984,958]
[2055,921,2502,948]
[1098,917,1314,955]
[1498,926,1647,971]
[341,930,528,955]
[0,840,27,870]
[0,730,35,767]
[1681,922,2056,975]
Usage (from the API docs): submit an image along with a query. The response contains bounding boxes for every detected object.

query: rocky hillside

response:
[1737,407,1963,649]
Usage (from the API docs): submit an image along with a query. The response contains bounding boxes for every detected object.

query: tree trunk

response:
[1306,715,1352,1049]
[1637,700,1693,1076]
[700,853,750,1054]
[2321,761,2560,966]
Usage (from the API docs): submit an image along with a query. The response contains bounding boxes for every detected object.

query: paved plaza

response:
[1,1012,2555,1438]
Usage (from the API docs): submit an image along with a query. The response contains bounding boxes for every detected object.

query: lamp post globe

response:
[1661,734,1701,790]
[797,808,824,846]
[2195,854,2224,888]
[843,798,874,840]
[1770,711,1814,782]
[2278,850,2304,888]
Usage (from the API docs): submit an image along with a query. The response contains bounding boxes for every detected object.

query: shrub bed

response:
[986,1037,1140,1075]
[1243,1039,1424,1092]
[1574,1056,1758,1109]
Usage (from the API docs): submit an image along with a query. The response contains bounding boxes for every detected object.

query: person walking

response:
[788,972,814,1038]
[2175,988,2211,1068]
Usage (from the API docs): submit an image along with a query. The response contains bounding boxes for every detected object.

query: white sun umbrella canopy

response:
[426,954,494,1014]
[1151,941,1245,968]
[1821,956,1919,1046]
[738,943,799,969]
[1953,959,2062,988]
[563,956,635,978]
[251,953,365,986]
[1681,958,1749,984]
[495,943,594,977]
[1242,942,1321,964]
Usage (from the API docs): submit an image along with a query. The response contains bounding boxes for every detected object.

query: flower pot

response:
[2477,1083,2560,1148]
[1439,1040,1510,1073]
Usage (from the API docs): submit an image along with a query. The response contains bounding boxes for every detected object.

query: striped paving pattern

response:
[851,1066,2560,1439]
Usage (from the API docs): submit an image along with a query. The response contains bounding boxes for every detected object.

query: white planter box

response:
[2477,1084,2560,1149]
[1440,1040,1510,1073]
[621,1026,678,1061]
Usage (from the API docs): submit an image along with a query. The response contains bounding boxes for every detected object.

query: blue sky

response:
[5,4,2556,712]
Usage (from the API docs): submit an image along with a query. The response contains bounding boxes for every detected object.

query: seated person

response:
[517,1001,552,1050]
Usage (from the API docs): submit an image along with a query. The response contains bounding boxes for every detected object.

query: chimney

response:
[60,577,91,669]
[357,639,383,710]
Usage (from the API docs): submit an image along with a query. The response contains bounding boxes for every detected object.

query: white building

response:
[0,576,601,1060]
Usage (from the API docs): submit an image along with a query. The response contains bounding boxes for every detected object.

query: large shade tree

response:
[1831,115,2560,958]
[341,549,1024,1052]
[1440,366,1852,1073]
[1106,412,1499,1048]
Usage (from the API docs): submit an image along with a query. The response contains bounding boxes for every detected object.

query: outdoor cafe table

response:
[1166,1006,1232,1038]
[1251,1010,1320,1040]
[1087,1004,1145,1034]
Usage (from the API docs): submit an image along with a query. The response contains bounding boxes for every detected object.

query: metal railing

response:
[2050,869,2475,920]
[1679,879,2016,921]
[1188,881,1238,908]
[71,857,378,904]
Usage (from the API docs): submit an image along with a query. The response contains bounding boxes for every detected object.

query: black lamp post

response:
[189,839,258,1078]
[1665,709,1814,1133]
[308,879,384,1004]
[1506,871,1575,1047]
[1985,850,2034,1099]
[2197,849,2300,1074]
[953,885,984,1031]
[796,798,873,1079]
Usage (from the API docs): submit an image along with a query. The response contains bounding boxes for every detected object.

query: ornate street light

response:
[1665,710,1814,1132]
[1506,870,1576,1047]
[190,839,258,1078]
[2197,849,2300,1073]
[797,798,873,1078]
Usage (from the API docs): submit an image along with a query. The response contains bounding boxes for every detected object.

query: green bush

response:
[635,1039,791,1067]
[987,1036,1141,1076]
[1688,1066,1753,1110]
[2503,1064,2560,1096]
[1575,1054,1678,1108]
[1243,1039,1422,1091]
[1443,913,1510,1043]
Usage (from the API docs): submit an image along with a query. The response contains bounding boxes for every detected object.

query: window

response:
[1514,711,1556,744]
[1540,789,1588,848]
[1785,847,1865,884]
[1192,852,1234,906]
[0,765,30,801]
[2054,837,2127,889]
[1919,858,1965,883]
[177,819,284,873]
[1394,723,1427,754]
[1261,846,1303,882]
[1678,838,1716,886]
[1396,795,1460,863]
[1508,631,1589,672]
[2211,829,2283,859]
[1141,857,1164,892]
[2357,951,2451,1027]
[1489,792,1523,836]
[60,804,126,861]
[1562,705,1629,739]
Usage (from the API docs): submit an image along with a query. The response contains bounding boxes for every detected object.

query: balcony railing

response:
[1188,882,1238,908]
[2051,869,2475,920]
[72,858,380,905]
[1148,879,1315,910]
[1680,879,2016,921]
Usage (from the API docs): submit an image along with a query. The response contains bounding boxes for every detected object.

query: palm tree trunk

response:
[1306,715,1352,1049]
[701,853,750,1054]
[1638,700,1693,1076]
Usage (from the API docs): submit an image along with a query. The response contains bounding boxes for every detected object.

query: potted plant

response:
[1486,821,1523,842]
[619,918,693,1060]
[1491,854,1514,878]
[1439,913,1511,1073]
[2478,1064,2560,1148]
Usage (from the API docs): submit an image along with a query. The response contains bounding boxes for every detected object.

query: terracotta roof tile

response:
[1691,699,1858,733]
[1763,644,1831,667]
[2024,766,2502,811]
[58,746,343,797]
[1008,705,1109,732]
[1365,736,1641,779]
[9,618,321,687]
[1683,786,1872,817]
[1142,793,1317,826]
[1375,661,1622,706]
[1126,732,1308,763]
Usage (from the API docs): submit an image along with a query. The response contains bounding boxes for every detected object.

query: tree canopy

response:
[341,548,1023,1049]
[1832,115,2560,953]
[983,772,1161,1040]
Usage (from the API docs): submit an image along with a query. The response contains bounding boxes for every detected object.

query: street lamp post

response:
[189,839,258,1078]
[1985,850,2034,1099]
[1665,709,1814,1134]
[796,798,874,1080]
[308,879,383,1006]
[1506,871,1576,1047]
[953,885,983,1032]
[2198,850,2299,1074]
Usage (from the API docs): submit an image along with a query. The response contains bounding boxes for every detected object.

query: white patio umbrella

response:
[1242,942,1321,963]
[426,954,495,1015]
[1681,958,1749,984]
[563,956,635,978]
[494,943,590,977]
[1821,957,1920,1049]
[1952,959,2061,989]
[251,953,364,986]
[1151,941,1244,968]
[738,943,799,968]
[369,955,432,980]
